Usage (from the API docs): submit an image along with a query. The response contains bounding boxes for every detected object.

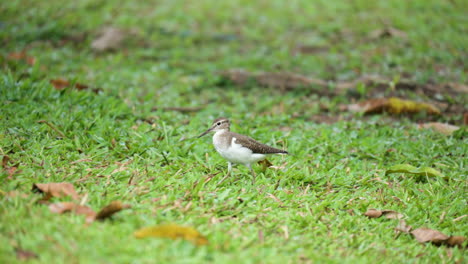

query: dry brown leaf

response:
[48,202,96,223]
[382,210,404,219]
[364,209,383,218]
[219,69,329,92]
[50,79,97,93]
[219,69,253,85]
[7,51,36,65]
[292,45,329,55]
[420,122,460,135]
[94,201,131,221]
[258,159,273,171]
[411,227,449,244]
[255,72,328,90]
[49,201,129,223]
[32,182,79,200]
[49,202,94,215]
[15,248,38,261]
[6,167,18,179]
[348,97,440,115]
[2,155,10,168]
[448,82,468,94]
[2,155,19,179]
[395,220,412,233]
[134,224,208,246]
[50,79,71,90]
[91,27,130,52]
[368,27,407,40]
[409,227,467,247]
[219,70,465,107]
[445,236,466,248]
[364,209,403,219]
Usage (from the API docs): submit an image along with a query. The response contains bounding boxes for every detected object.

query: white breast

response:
[213,131,266,165]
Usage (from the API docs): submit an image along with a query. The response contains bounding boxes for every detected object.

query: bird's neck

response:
[214,128,229,136]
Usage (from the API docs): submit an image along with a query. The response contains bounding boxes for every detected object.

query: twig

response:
[151,106,204,113]
[37,120,66,138]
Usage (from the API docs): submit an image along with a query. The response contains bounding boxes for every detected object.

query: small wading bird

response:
[198,117,288,183]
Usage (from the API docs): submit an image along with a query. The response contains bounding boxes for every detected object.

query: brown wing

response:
[229,132,288,154]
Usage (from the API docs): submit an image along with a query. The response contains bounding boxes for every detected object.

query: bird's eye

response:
[217,122,221,125]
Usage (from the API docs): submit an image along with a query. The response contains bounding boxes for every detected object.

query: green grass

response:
[1,0,467,263]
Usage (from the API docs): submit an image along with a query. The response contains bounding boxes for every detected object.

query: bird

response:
[198,117,288,182]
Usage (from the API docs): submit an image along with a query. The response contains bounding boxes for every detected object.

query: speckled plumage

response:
[198,118,288,178]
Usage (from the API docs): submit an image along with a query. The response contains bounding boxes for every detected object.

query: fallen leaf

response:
[2,155,20,179]
[6,167,18,179]
[410,228,467,248]
[7,51,36,65]
[385,164,445,179]
[50,79,97,93]
[348,97,440,115]
[292,45,329,55]
[255,72,328,90]
[49,202,94,215]
[219,70,466,107]
[411,227,449,244]
[50,79,70,90]
[15,248,38,261]
[2,155,10,168]
[419,122,460,135]
[219,69,329,93]
[368,27,407,40]
[94,201,131,221]
[445,236,466,248]
[48,202,96,223]
[364,208,382,218]
[395,220,412,233]
[448,82,468,94]
[74,82,90,91]
[32,182,79,200]
[134,224,208,246]
[258,159,273,171]
[382,210,404,219]
[91,27,130,52]
[364,209,403,219]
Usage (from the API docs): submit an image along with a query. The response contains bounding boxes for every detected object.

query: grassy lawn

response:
[1,0,467,263]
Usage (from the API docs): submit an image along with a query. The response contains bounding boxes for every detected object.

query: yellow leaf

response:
[387,97,440,115]
[134,224,208,246]
[385,164,446,179]
[348,97,440,115]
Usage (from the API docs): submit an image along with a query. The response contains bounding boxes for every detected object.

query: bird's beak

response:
[197,127,213,138]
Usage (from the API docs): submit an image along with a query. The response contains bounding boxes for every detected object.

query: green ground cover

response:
[1,0,467,263]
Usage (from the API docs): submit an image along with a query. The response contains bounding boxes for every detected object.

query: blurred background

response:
[2,0,466,126]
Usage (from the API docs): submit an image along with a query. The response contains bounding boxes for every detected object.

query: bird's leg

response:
[247,163,256,184]
[227,161,232,175]
[217,162,232,186]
